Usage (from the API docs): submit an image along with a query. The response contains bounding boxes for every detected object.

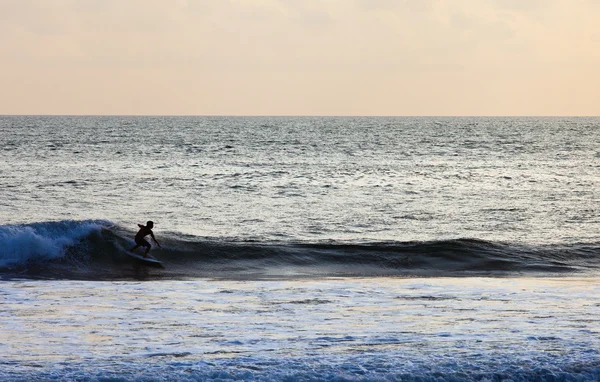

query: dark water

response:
[1,220,599,280]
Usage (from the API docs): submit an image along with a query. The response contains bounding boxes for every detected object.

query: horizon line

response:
[1,114,599,118]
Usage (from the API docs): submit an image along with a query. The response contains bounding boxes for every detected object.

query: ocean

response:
[1,116,600,381]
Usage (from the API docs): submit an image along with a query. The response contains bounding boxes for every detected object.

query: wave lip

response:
[1,221,599,280]
[0,220,109,268]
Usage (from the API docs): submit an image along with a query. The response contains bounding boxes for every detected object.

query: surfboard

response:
[126,251,163,265]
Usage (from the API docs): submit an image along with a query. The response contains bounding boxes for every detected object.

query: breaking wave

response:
[1,220,599,280]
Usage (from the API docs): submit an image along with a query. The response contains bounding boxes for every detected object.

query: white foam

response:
[0,220,108,267]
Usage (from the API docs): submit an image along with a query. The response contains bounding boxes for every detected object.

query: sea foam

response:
[0,220,108,267]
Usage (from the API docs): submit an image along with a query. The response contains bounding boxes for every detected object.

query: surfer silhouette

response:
[130,221,161,258]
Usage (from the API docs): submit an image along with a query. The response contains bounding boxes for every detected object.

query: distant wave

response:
[1,220,599,280]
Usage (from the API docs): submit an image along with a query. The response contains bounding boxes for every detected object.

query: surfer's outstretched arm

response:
[151,232,161,248]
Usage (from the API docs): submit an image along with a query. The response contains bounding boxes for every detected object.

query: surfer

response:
[130,221,161,258]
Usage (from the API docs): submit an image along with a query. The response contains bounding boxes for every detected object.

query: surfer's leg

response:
[132,237,148,254]
[142,240,151,258]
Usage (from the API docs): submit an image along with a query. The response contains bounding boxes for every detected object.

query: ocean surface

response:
[1,116,600,381]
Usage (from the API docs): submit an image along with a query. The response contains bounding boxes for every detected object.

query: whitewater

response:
[1,116,600,381]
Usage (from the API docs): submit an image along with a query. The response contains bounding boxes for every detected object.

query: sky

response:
[0,0,599,116]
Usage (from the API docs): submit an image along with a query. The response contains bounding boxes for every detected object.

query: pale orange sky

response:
[1,0,599,116]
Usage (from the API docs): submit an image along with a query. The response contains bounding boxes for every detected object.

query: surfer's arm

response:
[151,233,161,247]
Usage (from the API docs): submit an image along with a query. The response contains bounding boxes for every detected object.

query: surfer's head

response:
[146,221,154,228]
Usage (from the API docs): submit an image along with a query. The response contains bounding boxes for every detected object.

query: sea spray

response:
[0,220,109,267]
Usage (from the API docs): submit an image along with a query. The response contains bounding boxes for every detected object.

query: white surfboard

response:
[126,251,163,265]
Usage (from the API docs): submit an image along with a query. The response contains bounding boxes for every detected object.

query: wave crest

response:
[0,220,108,268]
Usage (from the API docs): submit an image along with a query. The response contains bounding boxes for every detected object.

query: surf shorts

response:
[135,237,151,248]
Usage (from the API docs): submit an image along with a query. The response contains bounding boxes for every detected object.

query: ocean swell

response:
[1,220,599,280]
